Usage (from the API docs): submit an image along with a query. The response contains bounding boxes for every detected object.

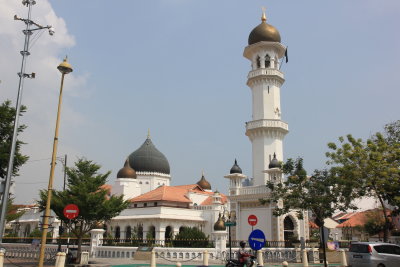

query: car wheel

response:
[377,264,385,267]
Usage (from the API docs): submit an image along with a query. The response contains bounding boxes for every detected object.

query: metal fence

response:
[2,237,91,246]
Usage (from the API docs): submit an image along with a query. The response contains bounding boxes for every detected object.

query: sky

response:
[1,0,399,205]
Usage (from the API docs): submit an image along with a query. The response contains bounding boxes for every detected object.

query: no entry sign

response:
[63,204,79,219]
[248,214,258,226]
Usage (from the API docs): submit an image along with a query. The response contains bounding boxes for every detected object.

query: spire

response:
[147,129,151,139]
[261,6,267,22]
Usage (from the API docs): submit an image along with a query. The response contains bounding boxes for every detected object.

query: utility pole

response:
[0,0,54,243]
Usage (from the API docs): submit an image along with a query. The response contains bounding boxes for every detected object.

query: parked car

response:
[347,242,400,267]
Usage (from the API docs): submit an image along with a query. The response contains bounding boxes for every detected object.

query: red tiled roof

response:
[200,194,228,206]
[336,209,391,228]
[130,185,191,203]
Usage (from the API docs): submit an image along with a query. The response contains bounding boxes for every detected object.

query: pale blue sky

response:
[1,0,399,204]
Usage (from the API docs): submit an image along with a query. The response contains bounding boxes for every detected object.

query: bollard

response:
[203,250,209,266]
[340,249,347,267]
[55,252,66,267]
[257,250,263,266]
[0,251,4,267]
[302,249,309,267]
[150,250,156,267]
[295,248,301,263]
[282,261,288,267]
[176,262,182,267]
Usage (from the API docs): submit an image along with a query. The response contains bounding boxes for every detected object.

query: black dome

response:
[128,137,170,174]
[269,153,281,169]
[230,159,242,174]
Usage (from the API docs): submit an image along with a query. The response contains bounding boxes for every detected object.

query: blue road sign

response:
[248,229,266,251]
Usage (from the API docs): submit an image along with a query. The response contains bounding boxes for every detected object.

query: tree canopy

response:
[326,121,400,241]
[38,158,129,259]
[262,158,357,267]
[0,100,29,179]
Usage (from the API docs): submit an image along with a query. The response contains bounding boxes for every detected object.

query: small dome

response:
[128,136,170,174]
[269,153,281,169]
[248,12,281,45]
[197,173,211,190]
[117,159,137,179]
[230,159,242,174]
[213,213,226,231]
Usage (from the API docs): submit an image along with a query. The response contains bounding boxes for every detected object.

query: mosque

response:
[106,10,309,244]
[14,10,309,244]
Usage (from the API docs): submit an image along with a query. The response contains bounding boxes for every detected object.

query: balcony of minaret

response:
[245,119,288,132]
[247,68,284,81]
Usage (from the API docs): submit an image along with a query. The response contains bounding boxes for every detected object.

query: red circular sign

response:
[63,204,79,219]
[248,214,258,226]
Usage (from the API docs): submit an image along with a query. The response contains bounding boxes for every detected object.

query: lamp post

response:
[223,210,236,261]
[0,0,54,243]
[38,57,73,267]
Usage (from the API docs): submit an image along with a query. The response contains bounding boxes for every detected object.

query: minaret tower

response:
[244,9,288,186]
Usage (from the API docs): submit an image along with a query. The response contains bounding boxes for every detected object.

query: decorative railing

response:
[2,237,90,246]
[247,69,284,80]
[238,186,269,196]
[246,119,289,132]
[100,238,214,248]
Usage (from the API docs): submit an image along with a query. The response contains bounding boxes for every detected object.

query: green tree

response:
[38,158,129,261]
[363,210,391,240]
[326,126,400,242]
[6,198,25,223]
[173,227,209,248]
[0,100,29,179]
[261,158,357,267]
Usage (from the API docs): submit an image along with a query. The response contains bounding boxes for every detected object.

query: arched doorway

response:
[126,226,132,241]
[284,216,295,241]
[165,226,173,240]
[115,226,120,242]
[147,225,155,244]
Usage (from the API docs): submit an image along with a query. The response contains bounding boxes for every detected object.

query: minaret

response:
[244,9,288,186]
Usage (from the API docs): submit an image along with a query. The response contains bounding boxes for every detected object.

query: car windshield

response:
[350,244,369,253]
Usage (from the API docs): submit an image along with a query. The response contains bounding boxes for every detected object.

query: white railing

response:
[247,68,284,80]
[246,119,288,131]
[238,186,269,196]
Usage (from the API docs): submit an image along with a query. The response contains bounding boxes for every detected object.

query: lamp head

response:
[57,56,73,74]
[48,27,55,36]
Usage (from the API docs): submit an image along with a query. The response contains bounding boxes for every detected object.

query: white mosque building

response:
[14,11,309,245]
[106,10,309,244]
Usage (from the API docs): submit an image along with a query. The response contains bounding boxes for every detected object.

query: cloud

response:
[0,1,87,204]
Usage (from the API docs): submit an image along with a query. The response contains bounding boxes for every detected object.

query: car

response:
[347,242,400,267]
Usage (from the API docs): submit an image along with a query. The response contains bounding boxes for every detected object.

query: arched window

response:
[284,216,295,241]
[256,56,261,68]
[265,54,270,68]
[165,226,173,240]
[137,224,144,241]
[179,226,185,233]
[147,225,156,244]
[103,224,108,238]
[24,225,31,237]
[115,226,121,242]
[126,226,132,241]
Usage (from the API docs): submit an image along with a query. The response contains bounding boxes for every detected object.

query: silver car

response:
[347,242,400,267]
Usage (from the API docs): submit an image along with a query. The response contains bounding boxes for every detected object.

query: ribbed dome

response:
[213,213,226,231]
[230,159,242,174]
[197,173,211,190]
[117,159,137,178]
[128,137,170,174]
[269,153,281,169]
[248,12,281,45]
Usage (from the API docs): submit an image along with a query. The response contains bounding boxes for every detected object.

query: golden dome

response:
[213,213,226,231]
[248,10,281,45]
[117,159,137,179]
[197,172,211,190]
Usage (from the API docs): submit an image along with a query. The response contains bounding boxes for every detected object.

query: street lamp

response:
[223,209,236,261]
[38,57,73,267]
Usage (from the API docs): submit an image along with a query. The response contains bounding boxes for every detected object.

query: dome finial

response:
[147,129,151,139]
[261,6,267,22]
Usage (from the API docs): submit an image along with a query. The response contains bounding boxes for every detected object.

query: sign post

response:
[63,204,79,254]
